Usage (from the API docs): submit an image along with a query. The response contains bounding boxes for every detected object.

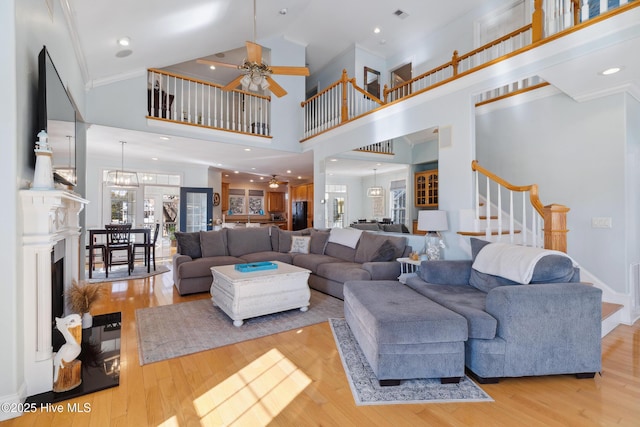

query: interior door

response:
[179,187,213,232]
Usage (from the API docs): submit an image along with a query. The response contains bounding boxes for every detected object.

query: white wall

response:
[307,45,356,94]
[476,92,628,293]
[0,0,19,415]
[3,0,87,417]
[624,94,640,294]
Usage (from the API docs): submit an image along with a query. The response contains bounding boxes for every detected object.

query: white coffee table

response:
[210,261,311,327]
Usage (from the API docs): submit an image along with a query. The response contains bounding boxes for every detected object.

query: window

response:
[110,189,136,224]
[390,180,406,225]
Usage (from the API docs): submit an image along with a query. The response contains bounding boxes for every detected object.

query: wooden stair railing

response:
[467,160,569,253]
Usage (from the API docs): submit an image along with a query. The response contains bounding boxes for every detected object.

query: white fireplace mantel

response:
[20,189,89,396]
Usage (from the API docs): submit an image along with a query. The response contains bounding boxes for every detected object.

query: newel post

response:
[340,69,349,123]
[543,204,570,253]
[451,50,459,76]
[532,0,544,42]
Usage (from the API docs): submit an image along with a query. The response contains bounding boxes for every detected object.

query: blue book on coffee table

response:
[234,261,278,273]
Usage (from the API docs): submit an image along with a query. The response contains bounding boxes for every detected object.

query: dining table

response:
[87,227,151,279]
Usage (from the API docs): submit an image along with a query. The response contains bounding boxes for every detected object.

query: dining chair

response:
[133,223,160,271]
[86,235,106,273]
[105,224,134,275]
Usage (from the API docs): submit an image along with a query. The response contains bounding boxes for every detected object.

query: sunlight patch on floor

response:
[193,348,312,426]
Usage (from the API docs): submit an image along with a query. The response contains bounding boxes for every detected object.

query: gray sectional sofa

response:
[172,226,411,297]
[344,238,602,383]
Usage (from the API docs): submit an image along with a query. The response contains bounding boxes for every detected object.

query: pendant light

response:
[367,168,383,197]
[106,141,139,188]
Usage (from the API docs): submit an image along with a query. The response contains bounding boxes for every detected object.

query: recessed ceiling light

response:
[251,167,256,170]
[244,148,251,151]
[330,158,337,162]
[297,176,302,179]
[234,171,239,174]
[209,65,216,70]
[286,170,292,173]
[117,37,131,47]
[259,176,264,180]
[374,27,381,34]
[600,67,621,76]
[151,157,158,161]
[159,136,170,140]
[250,179,254,182]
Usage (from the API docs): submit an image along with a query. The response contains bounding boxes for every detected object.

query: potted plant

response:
[67,280,104,328]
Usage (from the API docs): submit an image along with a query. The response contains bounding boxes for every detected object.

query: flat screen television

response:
[38,46,77,186]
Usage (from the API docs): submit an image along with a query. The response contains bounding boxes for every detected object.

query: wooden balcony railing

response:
[469,160,569,252]
[300,1,638,141]
[354,140,394,155]
[147,69,272,137]
[300,69,384,139]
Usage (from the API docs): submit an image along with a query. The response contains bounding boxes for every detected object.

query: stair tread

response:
[602,302,624,321]
[457,230,521,236]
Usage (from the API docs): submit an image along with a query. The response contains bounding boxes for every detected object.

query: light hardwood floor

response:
[3,264,639,426]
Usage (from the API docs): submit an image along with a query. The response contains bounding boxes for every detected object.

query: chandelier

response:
[367,168,383,197]
[268,175,279,189]
[106,141,139,188]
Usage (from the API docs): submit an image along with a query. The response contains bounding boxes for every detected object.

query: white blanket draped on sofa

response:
[472,243,572,284]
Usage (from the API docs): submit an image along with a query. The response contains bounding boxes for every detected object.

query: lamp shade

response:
[417,210,448,232]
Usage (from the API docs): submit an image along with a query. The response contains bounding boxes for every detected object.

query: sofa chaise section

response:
[404,238,602,382]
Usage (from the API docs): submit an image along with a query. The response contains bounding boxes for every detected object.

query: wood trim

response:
[475,82,550,107]
[146,116,273,139]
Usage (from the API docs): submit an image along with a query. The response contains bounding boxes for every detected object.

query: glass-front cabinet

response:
[414,169,438,207]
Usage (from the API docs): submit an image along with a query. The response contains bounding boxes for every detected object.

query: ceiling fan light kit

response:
[197,0,308,97]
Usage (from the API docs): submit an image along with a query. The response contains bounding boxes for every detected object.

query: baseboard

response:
[0,382,28,421]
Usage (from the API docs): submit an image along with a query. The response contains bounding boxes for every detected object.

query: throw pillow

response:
[310,229,330,254]
[175,232,202,259]
[200,229,227,257]
[290,236,311,254]
[328,227,362,249]
[370,239,396,262]
[470,237,491,261]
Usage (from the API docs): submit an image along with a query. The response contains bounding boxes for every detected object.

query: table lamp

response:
[417,210,448,260]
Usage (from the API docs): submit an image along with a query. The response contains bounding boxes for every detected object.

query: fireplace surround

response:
[20,189,88,396]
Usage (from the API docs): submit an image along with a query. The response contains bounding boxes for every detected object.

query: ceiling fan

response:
[268,174,288,188]
[197,0,309,97]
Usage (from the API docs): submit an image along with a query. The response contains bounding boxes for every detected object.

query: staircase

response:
[460,161,625,336]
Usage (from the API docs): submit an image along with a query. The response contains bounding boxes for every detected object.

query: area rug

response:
[136,289,344,365]
[329,318,493,405]
[86,264,170,283]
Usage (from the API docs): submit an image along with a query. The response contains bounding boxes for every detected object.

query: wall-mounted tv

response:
[38,46,77,186]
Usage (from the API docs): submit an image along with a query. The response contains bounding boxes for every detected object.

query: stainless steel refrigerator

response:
[292,201,308,231]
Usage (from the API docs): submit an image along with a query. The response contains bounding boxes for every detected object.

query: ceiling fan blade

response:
[222,75,245,92]
[246,41,262,63]
[269,66,310,76]
[265,76,287,97]
[196,59,239,69]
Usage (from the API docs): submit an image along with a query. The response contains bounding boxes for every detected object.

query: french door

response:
[179,187,213,232]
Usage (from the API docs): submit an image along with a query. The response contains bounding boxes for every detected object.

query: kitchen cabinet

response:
[415,170,438,208]
[267,192,286,212]
[221,182,229,212]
